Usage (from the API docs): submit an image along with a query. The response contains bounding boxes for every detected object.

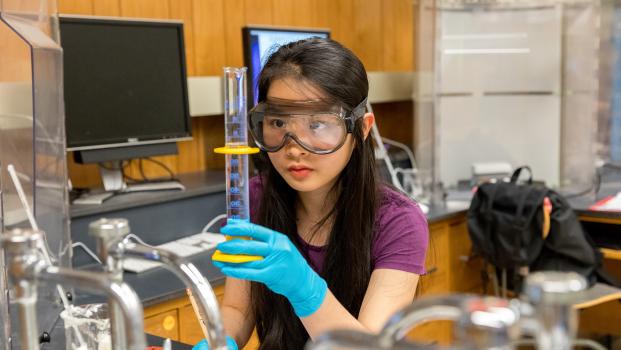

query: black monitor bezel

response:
[242,25,330,109]
[60,15,192,152]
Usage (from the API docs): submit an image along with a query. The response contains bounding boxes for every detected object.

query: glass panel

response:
[1,0,69,348]
[415,0,601,200]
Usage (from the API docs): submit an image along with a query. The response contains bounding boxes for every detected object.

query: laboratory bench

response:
[66,172,621,347]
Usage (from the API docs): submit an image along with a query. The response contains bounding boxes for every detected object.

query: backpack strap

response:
[483,184,500,260]
[510,166,533,184]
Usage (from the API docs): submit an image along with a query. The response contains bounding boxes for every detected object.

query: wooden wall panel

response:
[244,0,273,25]
[169,0,197,75]
[313,0,331,29]
[272,0,315,27]
[0,24,32,82]
[382,0,414,71]
[120,0,169,19]
[93,0,121,16]
[372,101,414,147]
[350,0,383,71]
[193,0,226,76]
[58,0,93,14]
[171,0,205,174]
[323,0,354,51]
[57,0,418,188]
[223,0,246,68]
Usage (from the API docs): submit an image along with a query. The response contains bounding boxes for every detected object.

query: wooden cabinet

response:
[448,219,484,293]
[144,309,178,341]
[144,284,261,349]
[144,285,225,345]
[178,304,206,345]
[407,215,484,346]
[418,222,450,296]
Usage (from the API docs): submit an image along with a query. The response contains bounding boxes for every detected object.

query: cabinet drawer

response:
[406,321,453,346]
[178,301,261,350]
[145,309,179,341]
[419,271,449,296]
[427,223,450,275]
[178,304,204,345]
[421,222,451,294]
[449,220,484,292]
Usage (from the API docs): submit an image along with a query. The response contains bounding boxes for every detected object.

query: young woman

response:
[195,38,428,350]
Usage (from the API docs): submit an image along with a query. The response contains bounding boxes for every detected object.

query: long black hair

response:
[252,38,378,349]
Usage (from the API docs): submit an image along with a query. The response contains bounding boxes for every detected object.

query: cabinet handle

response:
[427,266,438,274]
[460,251,480,262]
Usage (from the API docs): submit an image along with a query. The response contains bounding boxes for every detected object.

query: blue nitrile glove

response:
[215,219,328,317]
[192,336,238,350]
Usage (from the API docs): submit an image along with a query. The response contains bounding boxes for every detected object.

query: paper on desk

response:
[590,192,621,211]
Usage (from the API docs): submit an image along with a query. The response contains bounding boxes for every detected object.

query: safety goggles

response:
[248,97,368,154]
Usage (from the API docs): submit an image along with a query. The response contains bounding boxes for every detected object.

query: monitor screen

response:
[60,16,191,150]
[242,26,330,107]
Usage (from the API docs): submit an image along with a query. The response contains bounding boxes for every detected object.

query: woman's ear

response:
[362,112,375,140]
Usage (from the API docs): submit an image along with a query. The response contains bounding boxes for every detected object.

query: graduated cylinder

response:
[213,67,260,263]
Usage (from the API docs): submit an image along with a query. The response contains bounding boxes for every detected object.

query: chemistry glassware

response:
[213,67,260,264]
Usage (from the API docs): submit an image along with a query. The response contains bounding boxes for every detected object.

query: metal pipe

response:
[88,218,228,350]
[14,281,38,350]
[121,242,228,350]
[2,229,45,350]
[1,229,146,350]
[379,294,466,346]
[38,265,146,350]
[89,218,130,350]
[522,271,587,350]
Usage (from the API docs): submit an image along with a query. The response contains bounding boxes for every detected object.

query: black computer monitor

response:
[242,26,330,108]
[60,15,191,192]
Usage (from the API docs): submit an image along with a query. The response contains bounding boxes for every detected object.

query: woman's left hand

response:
[214,219,327,317]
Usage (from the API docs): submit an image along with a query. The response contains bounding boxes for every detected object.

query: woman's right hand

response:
[192,336,238,350]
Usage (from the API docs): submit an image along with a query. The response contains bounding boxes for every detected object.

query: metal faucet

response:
[379,294,520,350]
[89,218,229,350]
[522,271,587,350]
[0,228,146,350]
[307,271,590,350]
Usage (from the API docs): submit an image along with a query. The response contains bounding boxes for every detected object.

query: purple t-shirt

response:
[249,177,429,275]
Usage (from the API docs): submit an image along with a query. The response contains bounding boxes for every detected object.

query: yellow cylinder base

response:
[212,250,263,263]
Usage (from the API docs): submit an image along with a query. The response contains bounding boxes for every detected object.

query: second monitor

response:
[242,25,330,108]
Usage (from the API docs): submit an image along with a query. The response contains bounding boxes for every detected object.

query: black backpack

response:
[467,166,610,292]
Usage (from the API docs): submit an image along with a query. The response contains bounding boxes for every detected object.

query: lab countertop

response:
[71,171,227,219]
[75,249,225,308]
[71,169,473,224]
[70,172,621,310]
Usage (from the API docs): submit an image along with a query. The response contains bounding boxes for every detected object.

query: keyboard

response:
[122,232,226,273]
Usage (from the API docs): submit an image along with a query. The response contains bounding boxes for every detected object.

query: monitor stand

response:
[100,163,185,193]
[72,164,185,205]
[124,181,185,192]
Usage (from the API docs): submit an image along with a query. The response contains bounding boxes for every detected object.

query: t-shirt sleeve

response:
[372,201,429,275]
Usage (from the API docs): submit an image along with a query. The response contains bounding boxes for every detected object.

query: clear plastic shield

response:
[0,0,70,348]
[415,0,600,196]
